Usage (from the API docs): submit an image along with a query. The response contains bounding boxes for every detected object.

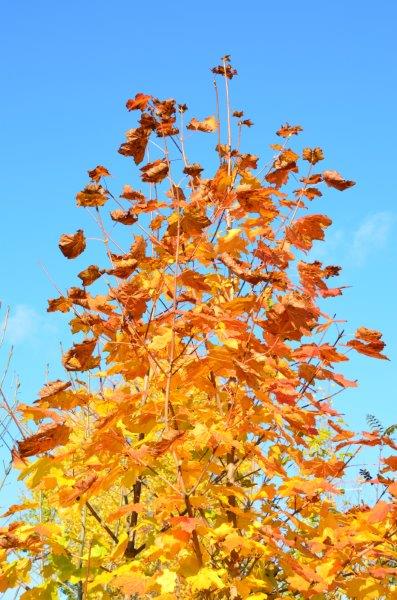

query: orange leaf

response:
[140,159,169,183]
[62,339,100,372]
[87,165,110,181]
[126,92,151,111]
[302,147,324,164]
[187,116,218,132]
[323,170,355,191]
[17,423,71,458]
[77,265,103,286]
[76,183,109,207]
[276,123,303,137]
[286,214,332,251]
[58,229,86,259]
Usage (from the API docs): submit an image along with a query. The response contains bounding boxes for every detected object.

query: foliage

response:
[1,56,396,599]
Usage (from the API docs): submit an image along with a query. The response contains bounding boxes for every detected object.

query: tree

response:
[1,56,396,599]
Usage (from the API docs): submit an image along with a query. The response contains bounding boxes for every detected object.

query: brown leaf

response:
[220,252,268,285]
[120,185,145,202]
[140,159,169,183]
[211,63,238,79]
[47,296,72,313]
[118,127,150,165]
[302,147,324,165]
[76,183,109,207]
[62,339,100,372]
[17,423,71,458]
[126,93,151,111]
[107,257,138,279]
[286,214,332,251]
[87,165,110,181]
[183,163,203,178]
[237,153,258,170]
[276,123,303,137]
[110,208,138,225]
[78,265,103,286]
[187,116,218,132]
[59,229,86,259]
[38,380,71,401]
[323,170,355,191]
[346,329,388,360]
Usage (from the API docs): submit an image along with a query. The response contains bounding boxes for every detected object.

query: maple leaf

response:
[120,185,145,201]
[58,229,86,259]
[76,183,109,207]
[77,264,103,286]
[17,423,71,458]
[47,296,72,313]
[87,165,110,181]
[276,123,303,137]
[140,158,169,183]
[211,61,237,79]
[323,169,356,190]
[62,338,100,371]
[118,127,150,164]
[110,208,138,225]
[187,116,218,132]
[286,214,332,251]
[126,92,151,111]
[346,327,388,360]
[38,380,71,401]
[302,147,324,164]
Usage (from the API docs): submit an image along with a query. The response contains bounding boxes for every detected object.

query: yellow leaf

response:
[156,569,178,594]
[187,567,225,591]
[148,328,173,351]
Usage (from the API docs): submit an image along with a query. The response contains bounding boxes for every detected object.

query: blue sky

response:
[1,0,396,507]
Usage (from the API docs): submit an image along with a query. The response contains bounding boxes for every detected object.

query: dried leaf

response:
[59,229,86,259]
[17,423,71,458]
[140,159,169,183]
[62,339,100,372]
[126,92,151,111]
[88,165,110,181]
[187,116,218,132]
[323,170,355,191]
[302,147,324,165]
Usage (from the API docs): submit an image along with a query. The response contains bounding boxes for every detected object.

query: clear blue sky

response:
[1,0,396,502]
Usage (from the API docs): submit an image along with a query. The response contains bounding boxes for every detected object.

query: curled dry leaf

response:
[346,328,388,360]
[62,338,100,372]
[126,92,151,111]
[87,165,110,181]
[286,214,332,251]
[17,423,71,458]
[140,159,169,183]
[323,170,356,191]
[276,123,303,137]
[110,208,138,225]
[107,257,138,279]
[58,229,86,259]
[187,116,218,132]
[302,147,324,165]
[77,264,103,286]
[118,127,150,165]
[211,63,238,79]
[76,183,109,207]
[183,163,203,178]
[120,185,145,202]
[47,296,72,313]
[38,380,71,401]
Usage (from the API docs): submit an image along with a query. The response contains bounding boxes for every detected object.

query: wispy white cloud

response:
[4,304,57,345]
[350,211,395,266]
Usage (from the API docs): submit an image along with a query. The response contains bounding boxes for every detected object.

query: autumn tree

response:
[1,56,397,599]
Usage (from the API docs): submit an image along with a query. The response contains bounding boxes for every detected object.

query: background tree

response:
[1,57,396,599]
